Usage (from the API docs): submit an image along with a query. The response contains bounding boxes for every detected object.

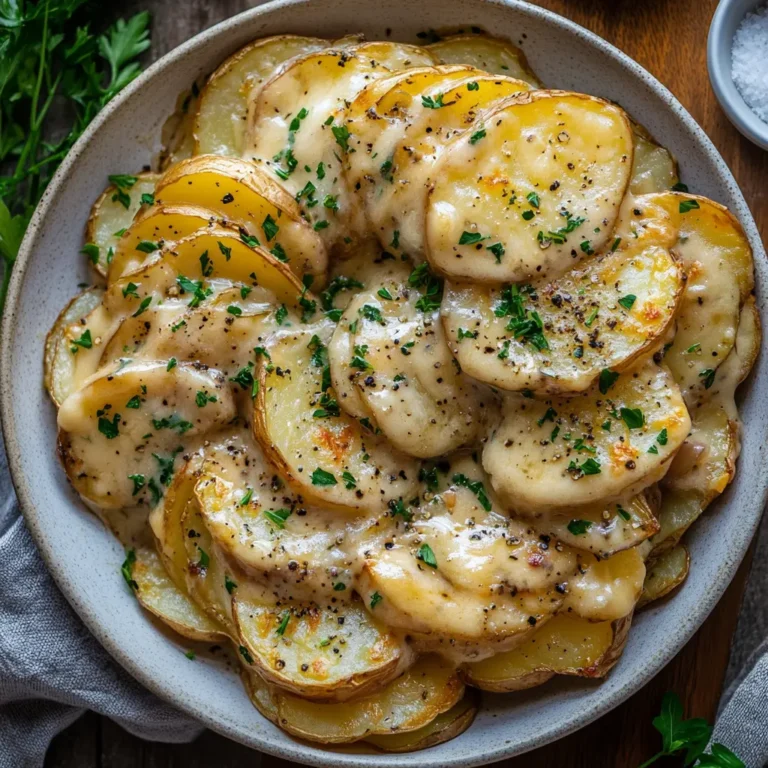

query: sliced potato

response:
[194,35,327,156]
[630,122,679,194]
[351,41,436,69]
[366,694,477,752]
[85,173,160,277]
[638,545,689,609]
[44,288,104,407]
[108,204,222,283]
[57,360,236,508]
[244,50,389,253]
[99,301,273,380]
[181,492,242,633]
[347,284,492,458]
[652,298,759,552]
[641,193,754,403]
[158,79,205,171]
[483,361,691,515]
[441,195,683,394]
[132,545,225,641]
[154,156,328,283]
[425,91,633,283]
[233,595,410,701]
[241,669,279,723]
[427,33,541,86]
[562,548,645,622]
[347,70,529,260]
[273,654,463,743]
[195,467,376,601]
[540,491,659,556]
[463,613,631,692]
[106,228,307,318]
[253,322,420,512]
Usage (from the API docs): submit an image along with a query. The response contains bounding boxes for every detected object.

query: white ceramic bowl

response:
[708,0,768,150]
[2,0,767,765]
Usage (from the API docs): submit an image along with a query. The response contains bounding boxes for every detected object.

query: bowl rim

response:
[708,0,768,150]
[2,0,766,765]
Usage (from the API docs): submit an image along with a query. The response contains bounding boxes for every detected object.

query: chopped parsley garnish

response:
[469,127,486,144]
[370,591,383,609]
[331,124,351,152]
[121,549,138,591]
[151,414,193,434]
[522,210,535,221]
[321,275,364,311]
[125,394,141,409]
[459,230,487,245]
[262,214,279,241]
[611,237,622,252]
[618,294,637,310]
[350,344,372,370]
[657,428,668,446]
[526,191,540,208]
[584,307,599,327]
[452,473,492,511]
[128,474,145,496]
[417,543,438,568]
[487,242,505,262]
[360,304,384,324]
[494,284,548,351]
[225,575,237,594]
[567,519,592,535]
[276,611,291,636]
[311,468,337,486]
[377,287,393,300]
[227,305,242,316]
[176,275,212,308]
[239,645,254,664]
[342,471,356,489]
[388,497,412,521]
[699,368,716,389]
[166,358,177,371]
[240,232,260,248]
[132,296,151,317]
[239,489,253,506]
[421,93,446,109]
[263,508,292,528]
[568,458,602,477]
[598,369,619,394]
[679,199,700,214]
[153,449,181,486]
[229,363,255,394]
[620,407,645,429]
[537,210,586,245]
[70,329,92,354]
[313,391,340,418]
[122,282,139,299]
[97,408,120,439]
[457,327,478,340]
[195,390,217,407]
[323,194,339,212]
[686,343,701,353]
[380,158,394,183]
[648,444,659,454]
[313,220,329,231]
[537,407,557,427]
[136,240,159,253]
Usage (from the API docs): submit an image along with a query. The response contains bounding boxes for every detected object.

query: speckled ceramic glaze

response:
[2,0,766,764]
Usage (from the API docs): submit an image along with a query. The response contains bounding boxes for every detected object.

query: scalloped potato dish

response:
[45,28,760,751]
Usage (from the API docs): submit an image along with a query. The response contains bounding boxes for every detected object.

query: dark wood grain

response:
[44,0,763,765]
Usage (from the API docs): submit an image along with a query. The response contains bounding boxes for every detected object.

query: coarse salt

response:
[732,3,768,123]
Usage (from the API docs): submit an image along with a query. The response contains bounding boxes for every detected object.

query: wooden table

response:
[44,0,766,765]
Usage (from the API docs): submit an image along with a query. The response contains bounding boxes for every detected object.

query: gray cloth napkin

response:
[0,444,203,768]
[1,423,767,767]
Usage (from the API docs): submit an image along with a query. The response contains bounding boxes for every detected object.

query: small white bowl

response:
[708,0,768,149]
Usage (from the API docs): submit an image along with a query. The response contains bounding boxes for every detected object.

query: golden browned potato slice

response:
[108,204,221,283]
[194,35,327,156]
[253,322,420,512]
[462,613,631,692]
[541,491,659,556]
[351,41,437,69]
[562,548,645,621]
[483,361,691,515]
[243,50,389,253]
[154,156,329,284]
[345,283,492,458]
[85,173,160,277]
[233,595,410,702]
[427,33,541,86]
[273,654,463,743]
[441,195,684,394]
[57,360,236,509]
[640,193,754,403]
[106,228,307,318]
[652,298,759,552]
[638,545,690,609]
[132,545,225,641]
[366,693,477,752]
[425,91,633,283]
[44,288,104,407]
[630,122,679,194]
[346,70,529,260]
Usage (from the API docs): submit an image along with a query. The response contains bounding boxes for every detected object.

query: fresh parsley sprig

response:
[639,692,744,767]
[0,2,152,310]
